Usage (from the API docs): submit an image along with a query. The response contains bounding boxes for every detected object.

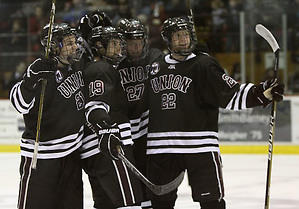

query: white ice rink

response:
[1,153,298,209]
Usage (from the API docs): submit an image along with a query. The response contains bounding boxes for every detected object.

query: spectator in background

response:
[29,5,47,53]
[61,0,87,26]
[224,0,242,52]
[4,18,27,73]
[111,0,133,25]
[210,0,227,52]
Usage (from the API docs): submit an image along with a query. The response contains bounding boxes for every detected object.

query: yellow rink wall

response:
[1,144,299,154]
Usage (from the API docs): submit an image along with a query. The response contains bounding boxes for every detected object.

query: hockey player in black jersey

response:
[117,18,165,209]
[9,23,85,209]
[146,17,285,209]
[82,25,143,208]
[77,11,118,209]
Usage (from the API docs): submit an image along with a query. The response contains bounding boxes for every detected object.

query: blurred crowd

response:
[1,0,299,98]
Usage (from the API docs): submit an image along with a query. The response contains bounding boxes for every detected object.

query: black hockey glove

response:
[98,123,124,160]
[252,79,285,107]
[24,57,57,88]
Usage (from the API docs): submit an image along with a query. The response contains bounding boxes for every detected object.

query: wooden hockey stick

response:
[185,0,197,41]
[255,24,280,209]
[31,0,56,169]
[117,148,185,195]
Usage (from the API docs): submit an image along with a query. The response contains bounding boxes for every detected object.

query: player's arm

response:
[198,56,284,110]
[9,57,57,114]
[84,66,123,160]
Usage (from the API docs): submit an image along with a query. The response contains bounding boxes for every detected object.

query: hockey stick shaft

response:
[185,0,197,41]
[31,0,56,169]
[117,149,185,195]
[255,24,280,209]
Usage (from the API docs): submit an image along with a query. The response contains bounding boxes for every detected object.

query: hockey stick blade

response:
[118,151,185,195]
[255,24,280,53]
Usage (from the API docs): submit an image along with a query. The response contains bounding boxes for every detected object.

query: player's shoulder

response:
[193,52,225,74]
[84,60,111,77]
[147,48,165,60]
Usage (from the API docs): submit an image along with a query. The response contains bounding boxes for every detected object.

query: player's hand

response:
[98,124,124,160]
[24,57,57,85]
[253,79,285,107]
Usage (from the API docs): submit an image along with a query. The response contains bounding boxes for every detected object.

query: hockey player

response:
[117,18,165,209]
[77,11,117,208]
[9,23,86,209]
[146,17,285,209]
[82,25,143,208]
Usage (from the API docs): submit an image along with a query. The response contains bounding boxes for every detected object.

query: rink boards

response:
[1,97,299,154]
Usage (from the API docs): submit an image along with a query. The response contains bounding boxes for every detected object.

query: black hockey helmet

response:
[118,18,149,61]
[41,23,85,61]
[161,17,196,56]
[77,10,112,41]
[88,26,126,64]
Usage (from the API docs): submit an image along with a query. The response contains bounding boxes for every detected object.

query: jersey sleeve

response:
[9,60,43,115]
[84,62,116,127]
[196,56,251,110]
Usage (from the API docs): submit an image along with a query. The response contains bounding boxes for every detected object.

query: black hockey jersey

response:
[83,59,133,147]
[10,59,86,159]
[117,48,165,140]
[146,53,254,155]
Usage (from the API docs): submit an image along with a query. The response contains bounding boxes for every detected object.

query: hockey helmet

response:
[118,18,149,62]
[88,26,126,64]
[161,17,196,56]
[41,23,85,62]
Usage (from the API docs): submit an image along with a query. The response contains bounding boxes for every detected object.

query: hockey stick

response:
[185,0,197,41]
[31,0,56,169]
[255,24,280,209]
[86,122,184,195]
[117,148,185,195]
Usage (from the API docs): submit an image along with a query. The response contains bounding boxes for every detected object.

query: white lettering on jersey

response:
[150,74,192,94]
[119,65,150,85]
[57,71,84,98]
[222,74,238,88]
[88,80,104,97]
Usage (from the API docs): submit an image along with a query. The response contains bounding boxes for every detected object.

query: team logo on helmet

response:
[150,62,160,75]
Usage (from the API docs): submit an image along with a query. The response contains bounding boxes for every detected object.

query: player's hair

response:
[41,23,85,61]
[161,17,196,56]
[118,18,149,62]
[88,26,126,64]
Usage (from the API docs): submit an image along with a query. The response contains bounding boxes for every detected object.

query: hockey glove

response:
[24,57,58,88]
[252,79,285,107]
[98,123,124,160]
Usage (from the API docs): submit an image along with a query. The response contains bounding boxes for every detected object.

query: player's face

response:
[170,30,191,52]
[106,38,123,59]
[59,35,78,62]
[126,39,144,58]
